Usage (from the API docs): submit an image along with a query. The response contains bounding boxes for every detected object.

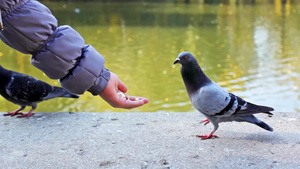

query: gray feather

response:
[237,115,273,131]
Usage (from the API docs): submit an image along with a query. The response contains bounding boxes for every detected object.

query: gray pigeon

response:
[174,52,274,139]
[0,65,79,118]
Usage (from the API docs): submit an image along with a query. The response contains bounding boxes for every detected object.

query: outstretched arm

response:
[0,0,149,109]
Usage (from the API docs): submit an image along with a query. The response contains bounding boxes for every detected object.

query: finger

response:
[125,95,138,101]
[123,94,149,102]
[118,79,128,93]
[120,99,147,109]
[116,95,149,109]
[126,95,144,101]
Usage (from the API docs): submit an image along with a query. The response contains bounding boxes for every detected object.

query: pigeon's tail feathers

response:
[44,87,79,100]
[55,87,79,98]
[255,120,274,132]
[61,93,80,98]
[241,115,273,132]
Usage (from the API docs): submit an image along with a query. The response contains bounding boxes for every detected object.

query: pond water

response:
[0,2,300,113]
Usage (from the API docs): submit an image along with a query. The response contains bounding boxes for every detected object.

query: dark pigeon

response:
[0,65,79,118]
[174,52,274,139]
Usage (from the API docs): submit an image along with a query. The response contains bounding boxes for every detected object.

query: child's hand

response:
[99,72,149,109]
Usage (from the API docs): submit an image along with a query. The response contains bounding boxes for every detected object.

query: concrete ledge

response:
[0,112,299,168]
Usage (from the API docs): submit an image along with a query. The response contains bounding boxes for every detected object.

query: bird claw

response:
[196,131,218,140]
[200,119,210,125]
[17,112,35,118]
[196,134,218,140]
[3,112,24,116]
[3,111,34,118]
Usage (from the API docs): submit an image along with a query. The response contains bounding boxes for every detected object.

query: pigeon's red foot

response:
[17,112,35,118]
[197,134,218,140]
[3,111,23,116]
[196,131,218,140]
[200,119,210,125]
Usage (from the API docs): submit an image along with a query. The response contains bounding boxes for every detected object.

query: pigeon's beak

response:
[173,58,180,64]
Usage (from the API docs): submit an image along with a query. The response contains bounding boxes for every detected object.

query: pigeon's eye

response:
[184,55,188,59]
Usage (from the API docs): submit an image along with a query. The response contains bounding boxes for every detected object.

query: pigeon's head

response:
[173,52,197,66]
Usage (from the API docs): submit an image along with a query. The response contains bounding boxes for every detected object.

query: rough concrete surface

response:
[0,111,299,169]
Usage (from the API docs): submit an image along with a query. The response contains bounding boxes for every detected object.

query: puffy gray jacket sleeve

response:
[0,0,110,95]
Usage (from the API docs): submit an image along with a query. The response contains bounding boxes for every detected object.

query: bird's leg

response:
[200,119,210,125]
[17,107,35,118]
[3,106,25,116]
[197,123,219,140]
[196,131,218,140]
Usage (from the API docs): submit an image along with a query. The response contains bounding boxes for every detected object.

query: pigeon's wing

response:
[5,73,52,102]
[191,82,235,116]
[192,80,274,118]
[211,91,273,117]
[232,95,274,116]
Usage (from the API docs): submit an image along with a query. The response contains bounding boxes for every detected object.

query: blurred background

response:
[0,0,299,113]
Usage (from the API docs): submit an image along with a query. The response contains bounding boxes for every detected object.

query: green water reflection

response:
[1,2,300,113]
